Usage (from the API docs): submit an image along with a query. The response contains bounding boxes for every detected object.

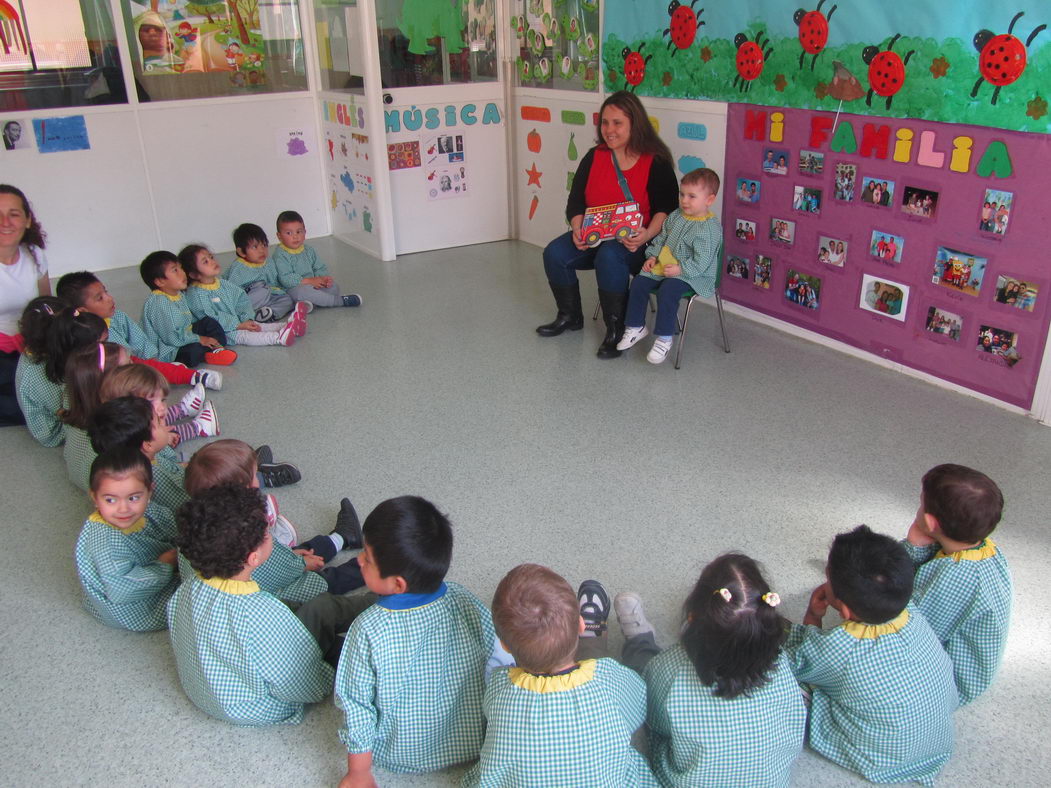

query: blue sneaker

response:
[342,294,363,307]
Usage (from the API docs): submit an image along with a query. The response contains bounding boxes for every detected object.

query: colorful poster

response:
[426,164,468,200]
[424,134,465,165]
[602,1,1051,133]
[388,141,421,170]
[33,115,89,153]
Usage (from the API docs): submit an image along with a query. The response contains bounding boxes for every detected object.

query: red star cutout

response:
[700,46,712,63]
[1027,95,1048,120]
[774,73,787,92]
[526,163,542,187]
[930,56,950,79]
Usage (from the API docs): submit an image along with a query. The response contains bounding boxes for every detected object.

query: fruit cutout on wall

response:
[622,44,652,90]
[568,132,578,161]
[972,11,1046,105]
[527,128,542,153]
[733,31,773,92]
[862,33,915,110]
[794,0,837,71]
[664,1,704,56]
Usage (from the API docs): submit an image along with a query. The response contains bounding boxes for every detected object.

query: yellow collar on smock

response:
[843,609,910,640]
[508,659,597,693]
[196,572,260,595]
[88,509,147,534]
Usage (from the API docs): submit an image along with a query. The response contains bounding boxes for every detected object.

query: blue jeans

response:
[543,231,645,292]
[174,317,228,367]
[626,276,692,336]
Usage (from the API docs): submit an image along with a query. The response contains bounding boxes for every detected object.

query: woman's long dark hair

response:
[596,91,672,163]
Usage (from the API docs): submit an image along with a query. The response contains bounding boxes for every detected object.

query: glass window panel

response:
[511,0,599,91]
[314,0,364,94]
[119,0,308,102]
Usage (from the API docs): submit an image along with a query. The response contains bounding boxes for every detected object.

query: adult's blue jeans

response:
[543,231,645,293]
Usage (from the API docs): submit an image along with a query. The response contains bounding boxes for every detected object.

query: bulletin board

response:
[721,103,1051,409]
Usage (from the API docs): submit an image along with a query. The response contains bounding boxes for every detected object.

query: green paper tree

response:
[399,0,466,55]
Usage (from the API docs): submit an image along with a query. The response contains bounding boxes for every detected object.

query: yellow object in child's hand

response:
[651,260,665,276]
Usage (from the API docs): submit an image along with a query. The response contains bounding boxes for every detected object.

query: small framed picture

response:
[860,177,895,207]
[869,230,904,263]
[818,235,848,267]
[900,185,939,219]
[994,275,1038,312]
[980,188,1013,236]
[736,178,761,205]
[726,255,749,279]
[785,269,821,310]
[977,324,1020,365]
[753,254,772,289]
[761,148,789,175]
[833,163,856,202]
[859,274,909,321]
[932,246,988,297]
[798,149,825,176]
[734,218,757,241]
[769,217,795,245]
[792,184,822,215]
[925,306,963,341]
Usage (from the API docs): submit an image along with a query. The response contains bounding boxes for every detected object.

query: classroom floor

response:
[1,237,1048,787]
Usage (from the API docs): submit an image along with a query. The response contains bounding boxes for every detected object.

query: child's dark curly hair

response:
[176,484,268,579]
[18,296,64,359]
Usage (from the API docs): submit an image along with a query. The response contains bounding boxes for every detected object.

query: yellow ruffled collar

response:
[88,509,146,534]
[151,289,182,302]
[279,243,304,254]
[236,257,265,268]
[196,572,259,595]
[508,659,596,693]
[192,280,221,290]
[683,211,716,222]
[843,609,910,640]
[935,538,998,562]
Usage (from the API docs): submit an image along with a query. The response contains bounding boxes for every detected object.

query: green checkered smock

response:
[252,541,327,604]
[785,607,957,786]
[167,572,333,726]
[63,424,96,491]
[903,538,1012,705]
[142,291,197,363]
[462,657,657,788]
[185,280,254,335]
[74,501,178,631]
[151,450,188,514]
[106,309,159,359]
[334,582,494,772]
[272,244,330,289]
[224,257,286,294]
[644,645,805,788]
[15,354,63,446]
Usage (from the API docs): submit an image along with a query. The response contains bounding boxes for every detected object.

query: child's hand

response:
[907,513,937,546]
[199,336,221,349]
[320,276,334,288]
[803,583,831,627]
[340,754,377,788]
[292,548,324,572]
[237,320,261,332]
[302,276,326,288]
[339,773,378,788]
[662,263,682,277]
[167,428,180,448]
[642,257,657,273]
[157,549,178,566]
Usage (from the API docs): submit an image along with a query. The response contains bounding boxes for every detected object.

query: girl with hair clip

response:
[613,553,806,787]
[60,342,130,492]
[44,307,108,387]
[99,364,218,447]
[14,296,66,446]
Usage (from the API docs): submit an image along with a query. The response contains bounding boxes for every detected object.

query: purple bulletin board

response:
[722,103,1051,410]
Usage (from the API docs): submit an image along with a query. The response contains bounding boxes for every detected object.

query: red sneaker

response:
[206,348,238,366]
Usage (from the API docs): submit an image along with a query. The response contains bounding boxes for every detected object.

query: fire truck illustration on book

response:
[581,201,644,246]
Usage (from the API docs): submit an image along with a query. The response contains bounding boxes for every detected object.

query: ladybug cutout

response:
[972,11,1046,105]
[663,1,704,56]
[733,31,773,93]
[622,44,652,90]
[794,0,837,71]
[862,33,914,110]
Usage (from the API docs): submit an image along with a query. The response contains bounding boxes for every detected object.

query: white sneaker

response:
[190,370,223,391]
[614,592,654,639]
[616,325,649,351]
[277,321,296,347]
[647,337,673,364]
[179,382,206,417]
[195,401,220,437]
[271,514,299,548]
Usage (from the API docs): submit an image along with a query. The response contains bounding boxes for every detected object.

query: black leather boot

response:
[536,282,584,336]
[596,289,627,359]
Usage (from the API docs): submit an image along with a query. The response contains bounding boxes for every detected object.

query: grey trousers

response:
[292,590,377,666]
[576,631,661,674]
[244,281,294,320]
[287,283,343,308]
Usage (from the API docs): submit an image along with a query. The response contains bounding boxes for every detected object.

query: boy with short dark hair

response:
[168,484,369,726]
[334,496,501,785]
[463,564,656,787]
[904,463,1011,704]
[140,251,236,367]
[226,223,297,322]
[785,525,957,786]
[271,210,361,309]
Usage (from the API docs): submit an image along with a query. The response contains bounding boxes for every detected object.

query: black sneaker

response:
[259,461,301,488]
[332,497,363,550]
[254,445,273,467]
[577,580,610,636]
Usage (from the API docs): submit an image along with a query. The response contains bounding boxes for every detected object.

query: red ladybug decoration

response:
[622,44,652,90]
[862,33,914,110]
[972,11,1046,105]
[733,31,773,93]
[794,0,837,70]
[664,0,704,56]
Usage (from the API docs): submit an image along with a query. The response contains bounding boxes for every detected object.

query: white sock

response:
[328,533,344,551]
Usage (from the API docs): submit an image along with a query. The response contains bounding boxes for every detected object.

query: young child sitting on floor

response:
[463,564,656,788]
[56,270,221,390]
[14,296,65,446]
[614,554,806,788]
[179,244,303,348]
[617,168,723,364]
[74,447,178,631]
[226,223,300,322]
[271,210,361,309]
[183,439,364,605]
[168,484,371,726]
[785,525,957,786]
[903,463,1011,705]
[334,496,502,785]
[140,251,236,367]
[98,363,216,446]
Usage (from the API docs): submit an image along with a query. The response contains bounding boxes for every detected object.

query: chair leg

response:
[716,293,731,353]
[675,297,695,369]
[592,301,600,321]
